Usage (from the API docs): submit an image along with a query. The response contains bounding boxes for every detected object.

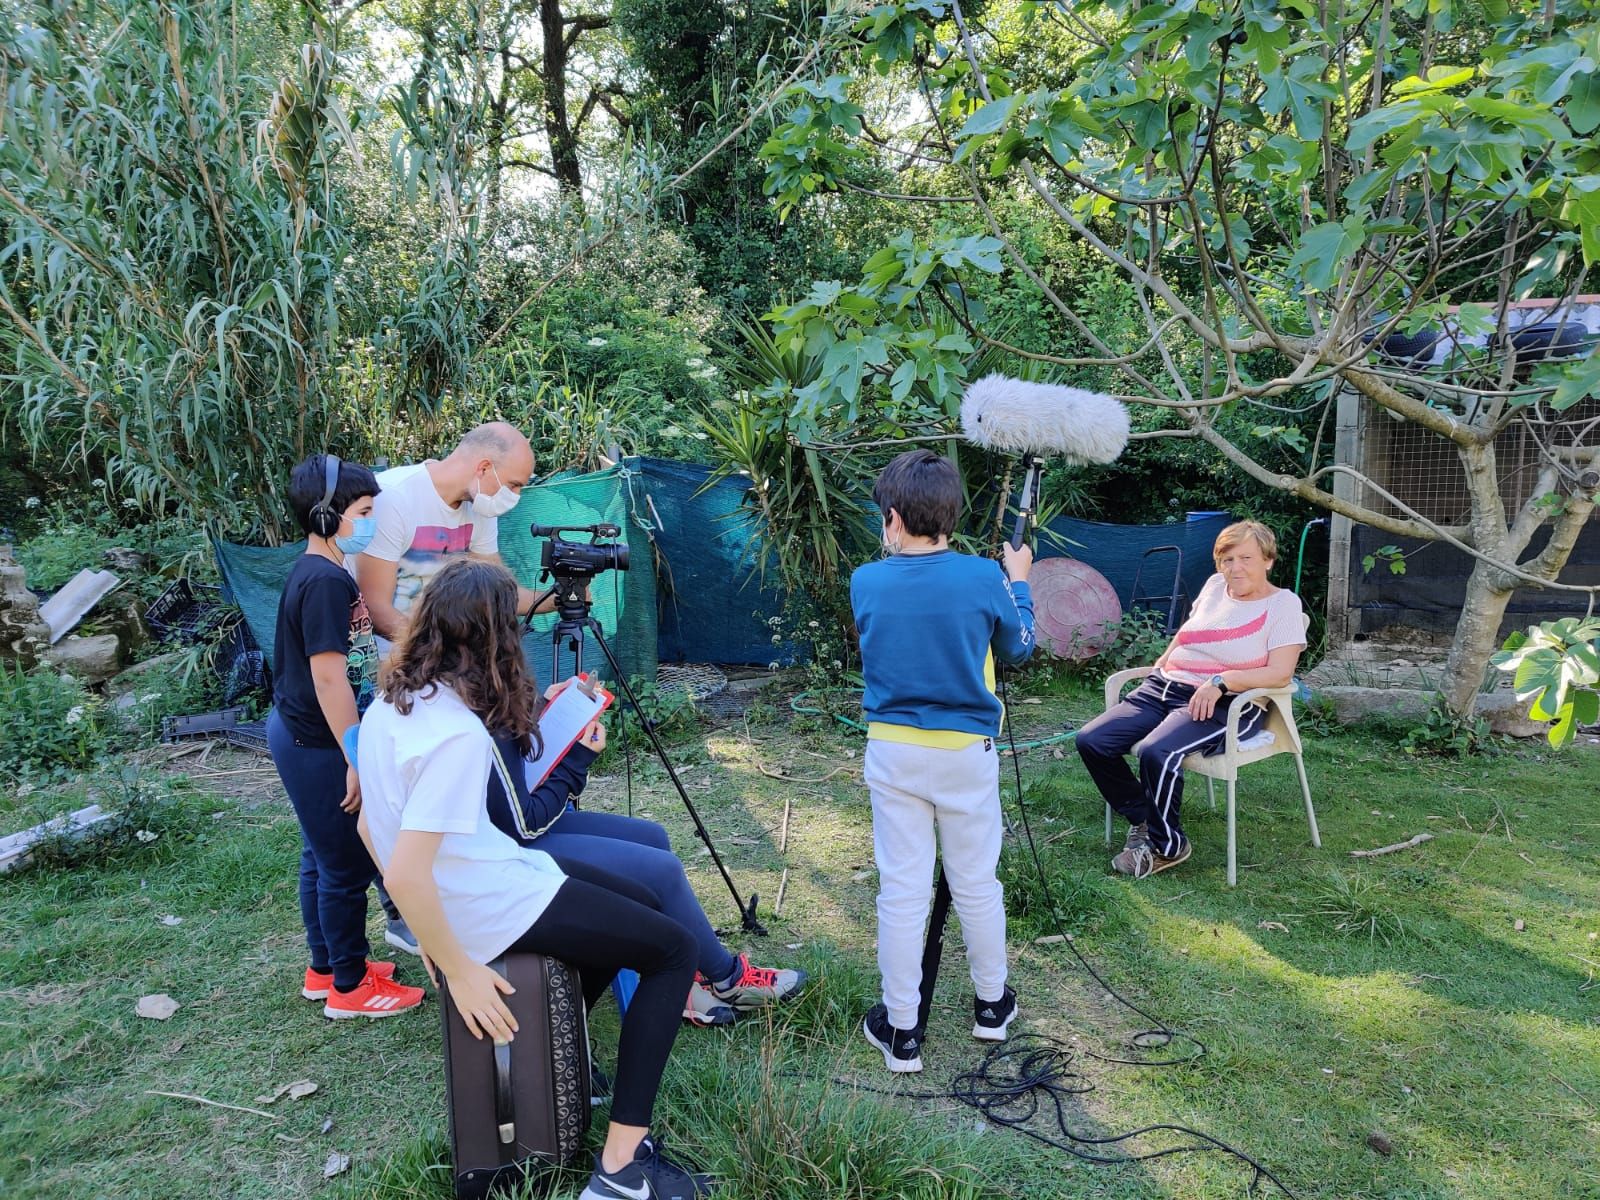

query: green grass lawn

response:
[3,682,1598,1199]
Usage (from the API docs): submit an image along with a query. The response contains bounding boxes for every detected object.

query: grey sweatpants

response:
[865,737,1008,1030]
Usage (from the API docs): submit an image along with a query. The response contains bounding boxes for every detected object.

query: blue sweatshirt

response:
[485,732,598,843]
[850,549,1035,744]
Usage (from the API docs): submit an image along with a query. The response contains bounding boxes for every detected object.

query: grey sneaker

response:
[384,915,421,956]
[707,955,806,1011]
[683,977,736,1027]
[1111,824,1191,878]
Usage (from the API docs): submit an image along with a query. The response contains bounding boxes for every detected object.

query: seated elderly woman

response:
[1076,520,1306,879]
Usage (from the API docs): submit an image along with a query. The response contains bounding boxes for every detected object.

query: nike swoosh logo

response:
[604,1179,650,1200]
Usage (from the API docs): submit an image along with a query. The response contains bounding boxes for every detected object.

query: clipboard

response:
[525,673,614,789]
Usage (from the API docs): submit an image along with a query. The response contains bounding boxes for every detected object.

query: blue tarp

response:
[1037,513,1231,624]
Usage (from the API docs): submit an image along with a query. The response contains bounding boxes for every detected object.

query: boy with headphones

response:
[267,454,425,1019]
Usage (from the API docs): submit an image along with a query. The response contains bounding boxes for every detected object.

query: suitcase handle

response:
[489,957,516,1150]
[494,1039,515,1146]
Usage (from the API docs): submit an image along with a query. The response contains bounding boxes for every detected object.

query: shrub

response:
[14,503,208,601]
[0,665,106,778]
[1087,607,1173,674]
[23,765,203,873]
[1401,697,1504,758]
[111,642,234,744]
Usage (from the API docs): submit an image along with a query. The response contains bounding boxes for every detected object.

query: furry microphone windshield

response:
[959,375,1130,466]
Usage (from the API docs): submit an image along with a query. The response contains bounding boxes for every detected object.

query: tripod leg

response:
[586,620,767,936]
[915,867,952,1032]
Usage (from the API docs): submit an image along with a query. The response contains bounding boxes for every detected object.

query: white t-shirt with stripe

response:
[357,683,566,965]
[1161,574,1305,686]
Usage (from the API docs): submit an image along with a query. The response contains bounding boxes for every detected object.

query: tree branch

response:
[501,157,559,177]
[1193,421,1457,540]
[562,13,609,55]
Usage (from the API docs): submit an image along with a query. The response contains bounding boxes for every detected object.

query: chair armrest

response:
[1224,685,1295,753]
[1231,684,1293,708]
[1104,666,1155,711]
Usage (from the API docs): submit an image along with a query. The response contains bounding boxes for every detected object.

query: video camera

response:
[530,523,629,628]
[531,523,630,580]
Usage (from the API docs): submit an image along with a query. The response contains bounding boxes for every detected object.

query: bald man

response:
[356,422,555,647]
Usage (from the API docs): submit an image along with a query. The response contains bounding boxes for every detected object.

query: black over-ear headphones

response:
[308,453,342,539]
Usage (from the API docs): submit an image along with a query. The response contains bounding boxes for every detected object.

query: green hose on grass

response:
[789,688,1080,751]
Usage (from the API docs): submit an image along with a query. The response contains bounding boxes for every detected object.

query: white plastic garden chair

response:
[1099,615,1319,886]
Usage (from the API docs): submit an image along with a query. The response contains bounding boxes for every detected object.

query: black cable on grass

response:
[996,671,1204,1068]
[830,1031,1296,1197]
[951,668,1298,1196]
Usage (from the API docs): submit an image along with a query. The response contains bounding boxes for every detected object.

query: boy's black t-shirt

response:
[272,555,378,748]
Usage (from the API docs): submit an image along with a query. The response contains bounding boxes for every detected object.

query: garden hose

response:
[789,688,1080,751]
[1293,516,1327,596]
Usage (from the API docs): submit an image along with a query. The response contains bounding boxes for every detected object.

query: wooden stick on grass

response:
[146,1090,280,1120]
[1350,833,1434,858]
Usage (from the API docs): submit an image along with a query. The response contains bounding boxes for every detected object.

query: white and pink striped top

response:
[1160,574,1305,686]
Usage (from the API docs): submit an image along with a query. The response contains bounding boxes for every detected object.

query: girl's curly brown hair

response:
[380,559,543,757]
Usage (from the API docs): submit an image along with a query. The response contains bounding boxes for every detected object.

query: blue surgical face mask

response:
[335,515,377,556]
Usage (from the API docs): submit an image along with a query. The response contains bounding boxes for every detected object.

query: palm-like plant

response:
[701,316,872,594]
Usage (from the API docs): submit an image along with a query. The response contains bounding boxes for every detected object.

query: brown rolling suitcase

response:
[440,953,592,1199]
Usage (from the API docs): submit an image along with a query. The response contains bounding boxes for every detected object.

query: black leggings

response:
[506,877,695,1127]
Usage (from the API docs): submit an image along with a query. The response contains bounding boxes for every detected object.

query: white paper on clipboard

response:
[525,675,614,789]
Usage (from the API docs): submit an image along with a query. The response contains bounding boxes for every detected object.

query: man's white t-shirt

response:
[1161,574,1306,686]
[357,684,565,965]
[361,463,500,618]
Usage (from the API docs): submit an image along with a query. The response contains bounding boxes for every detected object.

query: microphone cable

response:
[995,668,1202,1068]
[831,1029,1297,1196]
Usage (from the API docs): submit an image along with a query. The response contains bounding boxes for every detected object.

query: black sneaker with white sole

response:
[578,1134,713,1200]
[972,985,1018,1041]
[862,1003,923,1073]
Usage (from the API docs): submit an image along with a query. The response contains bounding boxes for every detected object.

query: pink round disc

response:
[1028,558,1123,661]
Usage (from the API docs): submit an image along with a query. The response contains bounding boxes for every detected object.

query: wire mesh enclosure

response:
[1331,297,1600,649]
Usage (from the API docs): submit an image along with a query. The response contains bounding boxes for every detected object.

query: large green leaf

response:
[1567,69,1600,134]
[958,95,1020,141]
[1287,220,1361,292]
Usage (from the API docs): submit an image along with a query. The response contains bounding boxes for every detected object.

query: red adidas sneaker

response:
[323,967,425,1019]
[302,960,398,1001]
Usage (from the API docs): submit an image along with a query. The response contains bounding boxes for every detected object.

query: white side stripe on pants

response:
[1152,703,1266,852]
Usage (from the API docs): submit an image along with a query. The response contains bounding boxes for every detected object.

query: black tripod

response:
[535,569,767,936]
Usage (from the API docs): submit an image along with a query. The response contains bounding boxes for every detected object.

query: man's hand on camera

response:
[581,720,607,753]
[1001,541,1034,583]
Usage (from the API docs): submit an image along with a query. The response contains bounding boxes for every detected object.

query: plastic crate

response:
[223,720,270,754]
[161,707,247,743]
[145,579,226,643]
[216,619,270,705]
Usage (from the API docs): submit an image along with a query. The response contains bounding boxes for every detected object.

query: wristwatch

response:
[1208,674,1229,695]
